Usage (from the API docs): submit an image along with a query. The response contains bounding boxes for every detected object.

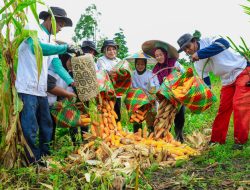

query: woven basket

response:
[71,54,98,102]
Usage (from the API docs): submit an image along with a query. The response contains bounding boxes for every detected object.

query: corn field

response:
[0,0,57,168]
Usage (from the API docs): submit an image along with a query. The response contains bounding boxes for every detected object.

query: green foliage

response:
[96,36,107,58]
[73,4,101,43]
[241,0,250,16]
[227,36,250,61]
[72,4,129,61]
[114,28,129,59]
[192,29,201,40]
[178,57,191,67]
[0,0,56,168]
[0,52,3,83]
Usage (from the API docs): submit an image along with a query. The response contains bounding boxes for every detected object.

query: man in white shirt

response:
[177,33,250,149]
[16,7,76,163]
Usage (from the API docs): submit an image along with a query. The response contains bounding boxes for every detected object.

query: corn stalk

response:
[0,0,55,168]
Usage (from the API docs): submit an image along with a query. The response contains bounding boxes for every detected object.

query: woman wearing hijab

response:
[96,40,122,121]
[131,58,159,132]
[142,40,185,142]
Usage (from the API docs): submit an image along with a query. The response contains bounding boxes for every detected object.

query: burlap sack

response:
[71,54,98,102]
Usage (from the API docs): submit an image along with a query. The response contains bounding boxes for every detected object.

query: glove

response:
[67,44,84,56]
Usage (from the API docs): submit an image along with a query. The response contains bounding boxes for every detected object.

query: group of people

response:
[16,6,249,164]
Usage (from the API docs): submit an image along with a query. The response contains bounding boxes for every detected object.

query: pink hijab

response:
[152,47,177,84]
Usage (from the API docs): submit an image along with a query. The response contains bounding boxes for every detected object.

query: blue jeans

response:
[19,93,53,163]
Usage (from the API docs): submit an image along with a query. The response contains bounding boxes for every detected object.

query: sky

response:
[34,0,250,57]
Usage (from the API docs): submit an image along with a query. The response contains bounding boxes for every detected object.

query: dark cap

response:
[81,40,99,55]
[39,6,72,27]
[177,33,195,53]
[101,40,119,53]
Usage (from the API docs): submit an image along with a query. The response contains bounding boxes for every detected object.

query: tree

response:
[96,36,108,58]
[193,30,201,40]
[114,28,129,59]
[72,4,101,43]
[0,0,53,168]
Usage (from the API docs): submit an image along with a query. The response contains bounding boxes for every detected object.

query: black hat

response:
[81,40,99,55]
[39,7,72,27]
[177,33,196,53]
[101,40,119,53]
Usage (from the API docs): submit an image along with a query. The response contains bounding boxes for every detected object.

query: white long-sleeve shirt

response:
[195,36,247,86]
[96,56,121,72]
[47,72,74,106]
[132,70,160,93]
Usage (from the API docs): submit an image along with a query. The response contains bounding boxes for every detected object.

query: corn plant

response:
[225,1,250,61]
[0,0,56,168]
[226,36,250,62]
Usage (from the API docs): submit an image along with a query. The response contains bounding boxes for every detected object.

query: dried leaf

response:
[85,173,91,183]
[39,182,53,190]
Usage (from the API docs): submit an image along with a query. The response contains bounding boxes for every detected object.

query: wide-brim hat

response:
[81,40,99,55]
[142,40,179,59]
[177,33,195,53]
[125,51,157,64]
[39,6,72,27]
[101,40,119,53]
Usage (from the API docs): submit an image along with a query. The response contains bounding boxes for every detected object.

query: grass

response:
[0,72,249,190]
[142,73,250,190]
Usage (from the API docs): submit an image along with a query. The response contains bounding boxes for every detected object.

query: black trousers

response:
[114,97,121,121]
[133,123,142,133]
[174,106,185,142]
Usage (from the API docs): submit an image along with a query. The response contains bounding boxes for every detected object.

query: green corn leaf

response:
[226,36,240,52]
[12,29,43,81]
[241,5,250,14]
[11,17,22,36]
[27,30,43,81]
[30,3,40,26]
[240,37,249,51]
[0,0,15,15]
[4,0,38,25]
[238,45,247,55]
[47,6,57,38]
[12,86,23,115]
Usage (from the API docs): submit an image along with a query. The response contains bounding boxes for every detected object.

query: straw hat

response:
[142,40,179,59]
[125,51,157,64]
